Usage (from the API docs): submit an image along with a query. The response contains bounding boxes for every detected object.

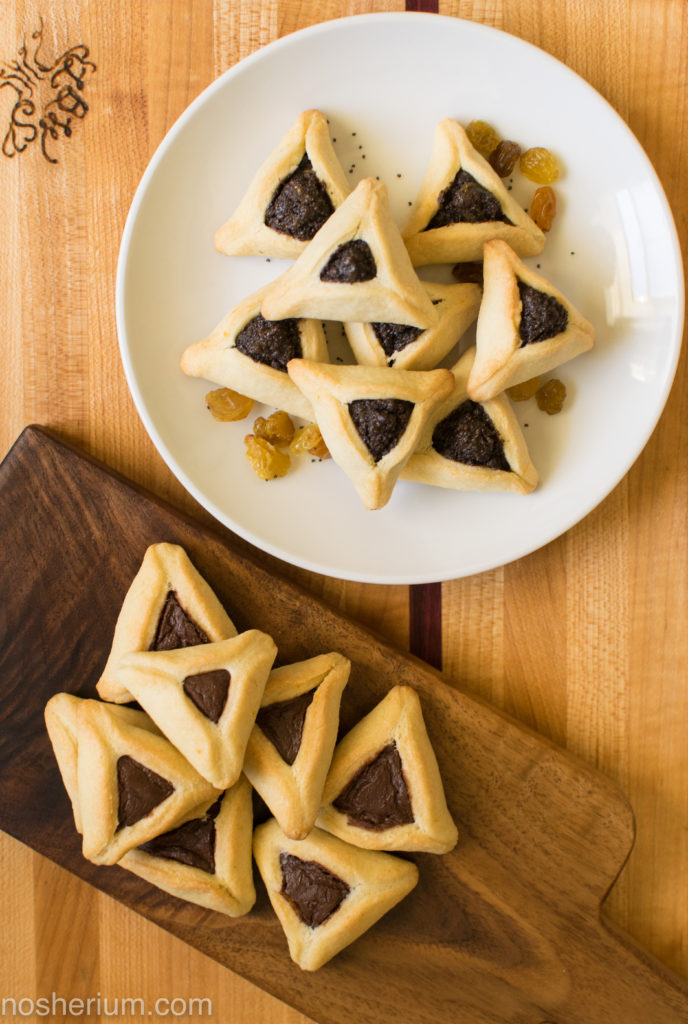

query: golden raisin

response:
[244,434,290,479]
[535,378,567,415]
[466,120,501,158]
[290,424,331,460]
[489,140,521,178]
[530,186,557,231]
[519,147,559,184]
[253,409,295,447]
[205,387,253,422]
[451,261,483,285]
[507,376,541,402]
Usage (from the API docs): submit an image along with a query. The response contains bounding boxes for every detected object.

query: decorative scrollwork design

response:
[0,18,96,163]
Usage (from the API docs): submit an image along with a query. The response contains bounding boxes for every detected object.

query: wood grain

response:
[1,426,688,1024]
[0,1,686,1021]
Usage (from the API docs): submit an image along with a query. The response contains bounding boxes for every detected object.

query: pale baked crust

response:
[260,178,439,328]
[317,685,458,854]
[214,109,350,259]
[286,359,454,510]
[401,346,538,493]
[119,775,256,918]
[466,239,595,401]
[180,282,328,420]
[112,631,278,791]
[402,119,545,266]
[253,819,418,971]
[243,652,350,840]
[76,699,220,865]
[96,544,236,705]
[344,280,481,370]
[44,693,161,834]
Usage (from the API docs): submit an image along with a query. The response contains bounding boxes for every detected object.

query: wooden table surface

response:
[0,1,686,1021]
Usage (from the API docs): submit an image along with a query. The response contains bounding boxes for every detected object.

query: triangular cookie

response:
[403,119,545,265]
[260,177,439,328]
[317,685,457,854]
[97,543,237,705]
[75,699,220,865]
[215,109,350,259]
[44,693,161,834]
[119,775,256,917]
[344,280,481,370]
[401,346,538,493]
[253,819,418,971]
[286,359,454,510]
[112,631,278,790]
[243,652,350,840]
[467,239,595,401]
[181,282,328,420]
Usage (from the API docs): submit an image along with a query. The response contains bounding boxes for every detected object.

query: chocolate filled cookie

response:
[96,544,237,705]
[318,685,458,854]
[69,698,220,866]
[120,775,256,917]
[112,630,278,791]
[254,819,418,971]
[243,652,350,840]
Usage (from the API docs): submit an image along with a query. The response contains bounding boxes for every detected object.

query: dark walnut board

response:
[1,426,687,1024]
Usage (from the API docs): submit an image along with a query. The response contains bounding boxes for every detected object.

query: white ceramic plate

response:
[117,13,683,585]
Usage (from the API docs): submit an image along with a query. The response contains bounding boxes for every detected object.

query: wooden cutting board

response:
[1,425,686,1024]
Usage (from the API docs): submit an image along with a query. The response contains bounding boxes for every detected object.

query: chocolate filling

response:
[183,668,230,723]
[348,398,414,463]
[117,755,174,830]
[256,688,316,766]
[279,853,350,928]
[332,742,414,831]
[518,281,568,345]
[432,400,510,471]
[139,796,222,874]
[424,169,512,230]
[320,239,377,283]
[151,591,209,652]
[264,153,334,241]
[371,322,424,360]
[234,314,302,373]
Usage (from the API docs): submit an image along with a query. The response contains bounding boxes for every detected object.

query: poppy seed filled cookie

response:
[431,400,510,471]
[234,315,303,373]
[264,153,335,241]
[348,398,414,463]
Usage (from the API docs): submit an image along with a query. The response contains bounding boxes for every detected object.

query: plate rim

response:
[116,11,685,586]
